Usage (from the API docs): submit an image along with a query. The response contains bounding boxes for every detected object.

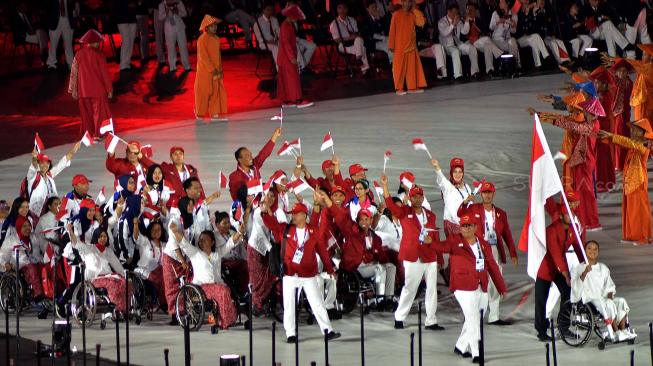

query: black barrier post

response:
[310,362,316,366]
[51,254,57,366]
[410,332,415,366]
[15,250,20,366]
[124,271,130,366]
[5,297,9,366]
[66,312,71,366]
[324,328,329,366]
[545,343,550,366]
[163,348,169,366]
[360,294,365,366]
[295,289,299,366]
[479,309,485,366]
[182,283,190,366]
[80,263,87,366]
[241,355,246,366]
[550,319,557,366]
[418,302,422,366]
[649,322,652,366]
[36,340,42,366]
[95,344,101,366]
[115,306,121,366]
[272,322,276,366]
[248,284,253,366]
[630,349,635,366]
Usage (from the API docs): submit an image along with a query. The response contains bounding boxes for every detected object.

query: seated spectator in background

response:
[12,3,48,63]
[560,3,593,59]
[46,0,78,69]
[515,0,550,69]
[218,0,256,48]
[490,0,521,69]
[360,0,393,64]
[583,0,634,58]
[416,22,448,80]
[159,0,191,72]
[531,0,570,65]
[617,0,651,46]
[114,0,138,71]
[438,4,479,80]
[462,2,503,77]
[254,3,281,68]
[330,2,371,75]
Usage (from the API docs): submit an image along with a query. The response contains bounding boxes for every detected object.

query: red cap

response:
[565,190,580,203]
[72,174,91,186]
[281,4,306,20]
[290,203,309,215]
[36,154,50,163]
[459,213,477,226]
[409,186,424,197]
[450,157,465,170]
[170,146,184,155]
[399,171,415,183]
[349,163,367,176]
[480,182,495,193]
[79,29,104,44]
[128,141,141,151]
[331,185,346,195]
[322,160,334,172]
[357,209,373,220]
[79,198,96,210]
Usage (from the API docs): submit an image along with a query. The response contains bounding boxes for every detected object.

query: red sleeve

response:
[433,235,454,254]
[547,225,569,274]
[253,140,275,170]
[385,196,406,219]
[334,172,346,187]
[373,235,389,263]
[261,212,284,243]
[98,55,112,94]
[228,171,242,201]
[305,176,319,189]
[309,208,320,226]
[484,242,507,294]
[329,205,356,237]
[106,154,122,176]
[499,210,517,258]
[140,155,155,170]
[315,231,335,274]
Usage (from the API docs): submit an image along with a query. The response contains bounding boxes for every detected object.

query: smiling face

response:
[481,191,494,205]
[237,148,253,169]
[585,241,599,261]
[97,231,108,246]
[357,214,371,230]
[185,180,202,200]
[150,223,162,241]
[152,166,164,184]
[74,182,90,196]
[217,217,231,234]
[20,220,32,237]
[292,212,307,227]
[452,167,464,184]
[18,201,29,218]
[127,177,136,193]
[171,150,185,166]
[38,160,51,174]
[409,193,423,208]
[199,232,214,253]
[49,198,61,214]
[354,182,367,200]
[460,223,477,239]
[331,191,345,206]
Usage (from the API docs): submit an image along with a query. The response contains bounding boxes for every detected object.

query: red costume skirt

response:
[246,246,275,310]
[92,276,133,313]
[162,254,189,315]
[78,96,111,138]
[201,283,237,329]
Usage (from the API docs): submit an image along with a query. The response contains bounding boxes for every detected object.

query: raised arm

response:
[253,127,282,170]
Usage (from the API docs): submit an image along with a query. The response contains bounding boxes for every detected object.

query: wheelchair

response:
[336,270,376,315]
[221,265,251,328]
[0,270,31,314]
[130,272,160,322]
[70,279,139,330]
[557,300,636,350]
[174,275,221,334]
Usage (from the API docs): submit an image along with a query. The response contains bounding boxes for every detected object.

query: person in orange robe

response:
[598,119,653,245]
[277,4,313,108]
[68,29,113,140]
[590,66,616,192]
[610,59,634,172]
[604,45,653,122]
[388,0,427,95]
[195,15,228,122]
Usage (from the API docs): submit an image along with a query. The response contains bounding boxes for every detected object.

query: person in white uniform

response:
[489,0,521,68]
[463,3,504,77]
[254,3,281,68]
[438,4,481,79]
[47,0,79,69]
[330,2,371,75]
[158,0,190,72]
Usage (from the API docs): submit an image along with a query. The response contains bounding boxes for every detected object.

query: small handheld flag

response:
[321,132,334,154]
[80,131,94,147]
[277,141,296,157]
[140,144,153,158]
[373,180,384,202]
[247,179,263,196]
[288,138,301,156]
[218,170,228,190]
[99,118,114,135]
[34,133,45,153]
[383,150,392,173]
[271,108,283,128]
[95,186,106,205]
[286,178,313,194]
[104,133,124,154]
[412,138,433,159]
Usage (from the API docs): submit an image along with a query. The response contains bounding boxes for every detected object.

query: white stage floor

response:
[1,73,652,365]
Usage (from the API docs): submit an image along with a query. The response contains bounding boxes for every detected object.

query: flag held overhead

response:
[321,132,334,152]
[34,133,45,153]
[80,131,94,147]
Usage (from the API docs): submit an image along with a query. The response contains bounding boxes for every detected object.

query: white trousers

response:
[569,35,593,58]
[454,287,489,358]
[117,23,137,70]
[394,259,438,326]
[358,262,396,297]
[224,9,255,42]
[518,34,549,67]
[486,245,503,323]
[25,30,48,51]
[283,275,334,338]
[545,252,579,319]
[591,297,630,325]
[297,38,316,69]
[316,272,338,310]
[373,35,393,63]
[545,37,570,64]
[338,37,370,71]
[136,14,149,59]
[625,9,651,46]
[164,24,190,71]
[47,17,74,68]
[418,44,447,78]
[473,36,502,73]
[590,21,630,57]
[493,37,521,67]
[152,9,166,63]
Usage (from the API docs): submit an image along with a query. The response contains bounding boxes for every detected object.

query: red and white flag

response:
[95,186,106,205]
[400,176,414,190]
[373,180,384,200]
[518,114,567,279]
[271,108,283,127]
[263,176,275,195]
[287,178,312,194]
[105,133,121,154]
[80,131,94,147]
[383,150,392,172]
[142,203,161,220]
[277,141,295,157]
[321,132,334,152]
[288,138,301,155]
[247,178,263,196]
[412,138,433,159]
[55,197,75,222]
[472,178,487,195]
[140,144,153,158]
[99,118,114,135]
[218,170,228,190]
[34,133,45,153]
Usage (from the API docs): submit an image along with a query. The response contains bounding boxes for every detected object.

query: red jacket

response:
[457,203,517,264]
[262,212,335,278]
[228,139,275,200]
[141,160,206,201]
[537,219,585,281]
[317,207,345,258]
[385,196,442,264]
[330,206,388,272]
[305,172,346,194]
[437,234,507,293]
[105,154,153,180]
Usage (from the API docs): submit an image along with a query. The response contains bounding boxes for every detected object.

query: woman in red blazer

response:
[436,213,507,363]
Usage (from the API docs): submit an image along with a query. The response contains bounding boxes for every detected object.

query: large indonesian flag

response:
[518,114,564,280]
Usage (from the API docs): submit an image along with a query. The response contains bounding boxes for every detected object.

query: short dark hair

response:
[183,177,200,191]
[585,240,600,249]
[200,230,216,251]
[447,3,459,11]
[234,147,247,160]
[215,211,230,225]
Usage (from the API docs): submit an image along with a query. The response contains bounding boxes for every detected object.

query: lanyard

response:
[484,207,496,234]
[455,184,470,200]
[238,165,256,180]
[295,228,308,249]
[474,240,484,260]
[392,221,401,239]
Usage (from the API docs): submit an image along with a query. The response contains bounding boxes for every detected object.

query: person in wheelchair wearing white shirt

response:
[571,240,635,342]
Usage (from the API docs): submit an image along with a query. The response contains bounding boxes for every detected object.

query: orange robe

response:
[610,135,652,243]
[388,8,426,92]
[627,59,653,121]
[195,32,228,117]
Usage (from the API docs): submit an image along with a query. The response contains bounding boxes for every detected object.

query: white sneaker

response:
[407,89,424,94]
[282,103,297,108]
[396,90,407,96]
[625,329,637,339]
[210,115,229,122]
[297,100,314,109]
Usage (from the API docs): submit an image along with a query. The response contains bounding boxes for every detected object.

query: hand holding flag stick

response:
[412,138,433,159]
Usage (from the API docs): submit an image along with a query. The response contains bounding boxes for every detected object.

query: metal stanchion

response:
[163,348,169,366]
[80,263,87,366]
[550,319,557,366]
[124,271,130,366]
[649,322,652,366]
[360,294,365,366]
[95,344,101,366]
[418,302,422,366]
[545,343,550,366]
[410,333,415,366]
[479,309,485,366]
[5,297,9,366]
[294,288,299,366]
[324,328,329,366]
[630,349,635,366]
[248,284,253,366]
[182,282,190,366]
[15,250,20,366]
[272,322,276,366]
[36,340,42,366]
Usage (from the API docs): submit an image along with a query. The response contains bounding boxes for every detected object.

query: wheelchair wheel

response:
[71,282,97,328]
[557,301,593,347]
[175,284,205,331]
[0,272,26,314]
[336,271,360,314]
